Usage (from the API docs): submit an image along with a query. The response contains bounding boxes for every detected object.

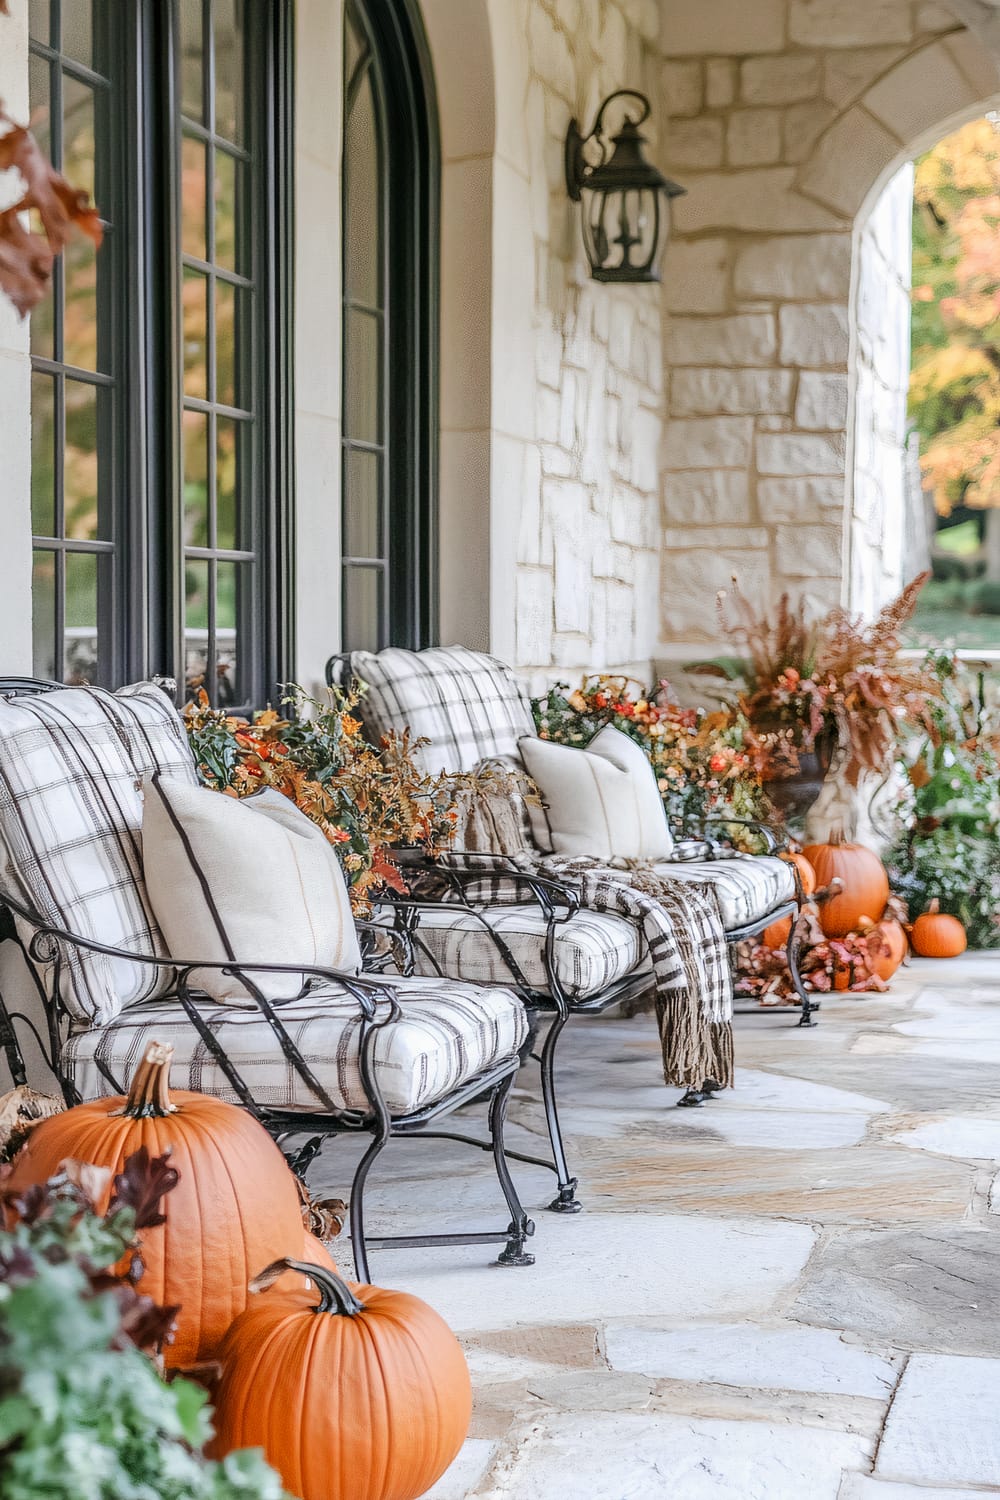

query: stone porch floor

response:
[316,954,1000,1499]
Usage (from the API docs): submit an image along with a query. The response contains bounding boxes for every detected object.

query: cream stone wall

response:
[658,0,1000,655]
[850,162,915,616]
[473,0,669,685]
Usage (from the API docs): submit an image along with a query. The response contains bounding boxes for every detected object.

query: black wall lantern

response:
[565,90,685,285]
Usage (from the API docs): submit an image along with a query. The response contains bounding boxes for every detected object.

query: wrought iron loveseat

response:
[327,646,811,1216]
[0,677,537,1281]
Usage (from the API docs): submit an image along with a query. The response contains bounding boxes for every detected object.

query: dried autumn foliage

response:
[721,574,942,784]
[0,102,102,316]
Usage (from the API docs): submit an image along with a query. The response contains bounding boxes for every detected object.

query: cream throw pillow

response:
[519,725,674,861]
[142,778,361,1003]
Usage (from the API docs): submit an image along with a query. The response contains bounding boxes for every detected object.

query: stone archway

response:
[658,21,1000,654]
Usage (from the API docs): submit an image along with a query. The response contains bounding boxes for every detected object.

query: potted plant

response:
[718,574,940,821]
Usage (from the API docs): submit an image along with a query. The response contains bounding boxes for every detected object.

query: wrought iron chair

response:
[327,646,812,1217]
[0,677,536,1282]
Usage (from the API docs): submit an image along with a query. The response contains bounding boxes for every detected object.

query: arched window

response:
[341,0,439,652]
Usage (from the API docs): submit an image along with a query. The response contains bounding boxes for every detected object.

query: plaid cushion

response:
[380,904,642,1000]
[651,855,795,929]
[62,975,528,1116]
[445,853,795,933]
[349,646,536,776]
[0,683,198,1025]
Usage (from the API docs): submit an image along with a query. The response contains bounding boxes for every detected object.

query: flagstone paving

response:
[314,954,1000,1497]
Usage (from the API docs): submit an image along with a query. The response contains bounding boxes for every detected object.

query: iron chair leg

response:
[348,1116,390,1284]
[536,1009,582,1214]
[787,918,816,1027]
[490,1073,536,1266]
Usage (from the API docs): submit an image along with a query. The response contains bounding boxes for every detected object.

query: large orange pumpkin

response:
[780,851,816,896]
[803,837,889,938]
[5,1041,305,1368]
[212,1259,472,1500]
[911,900,967,958]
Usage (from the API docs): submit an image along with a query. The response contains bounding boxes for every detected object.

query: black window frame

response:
[28,0,294,711]
[341,0,440,654]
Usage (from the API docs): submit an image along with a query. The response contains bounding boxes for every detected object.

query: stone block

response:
[662,469,753,525]
[663,416,754,469]
[527,3,575,103]
[605,1322,896,1397]
[629,406,661,495]
[668,312,776,366]
[916,0,954,28]
[661,59,703,118]
[864,43,977,146]
[779,304,850,368]
[944,32,1000,104]
[782,101,837,164]
[537,387,561,445]
[795,105,902,220]
[662,0,785,55]
[662,548,770,638]
[795,371,849,430]
[757,431,846,476]
[675,168,847,234]
[515,568,554,665]
[705,59,736,108]
[663,525,769,549]
[666,118,725,171]
[789,0,912,46]
[663,238,730,314]
[774,523,843,577]
[734,233,852,300]
[822,46,906,108]
[876,1353,1000,1488]
[727,108,782,166]
[671,367,793,417]
[741,53,822,105]
[758,476,844,523]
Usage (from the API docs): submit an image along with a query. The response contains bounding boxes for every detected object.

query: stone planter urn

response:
[760,726,837,824]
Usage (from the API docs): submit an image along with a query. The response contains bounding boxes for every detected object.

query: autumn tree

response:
[910,117,1000,578]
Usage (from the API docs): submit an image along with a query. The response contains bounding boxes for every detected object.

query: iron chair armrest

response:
[388,848,582,922]
[0,890,400,1022]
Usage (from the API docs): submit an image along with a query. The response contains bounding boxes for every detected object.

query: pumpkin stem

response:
[115,1042,178,1119]
[250,1258,365,1317]
[927,897,940,915]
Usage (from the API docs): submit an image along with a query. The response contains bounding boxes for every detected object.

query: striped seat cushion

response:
[0,683,199,1025]
[62,975,528,1117]
[349,646,536,776]
[651,854,795,930]
[381,904,643,1001]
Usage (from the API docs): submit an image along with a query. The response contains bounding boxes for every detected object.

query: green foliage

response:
[0,1162,287,1500]
[887,652,1000,947]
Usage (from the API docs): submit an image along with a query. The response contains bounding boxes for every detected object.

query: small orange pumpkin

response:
[869,916,908,981]
[5,1041,305,1368]
[911,900,967,958]
[803,835,889,939]
[212,1259,472,1500]
[780,850,816,896]
[762,914,792,950]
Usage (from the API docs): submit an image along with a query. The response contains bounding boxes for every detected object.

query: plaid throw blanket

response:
[447,851,734,1090]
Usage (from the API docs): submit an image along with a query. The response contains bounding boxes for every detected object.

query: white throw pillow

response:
[142,778,361,1004]
[518,725,674,861]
